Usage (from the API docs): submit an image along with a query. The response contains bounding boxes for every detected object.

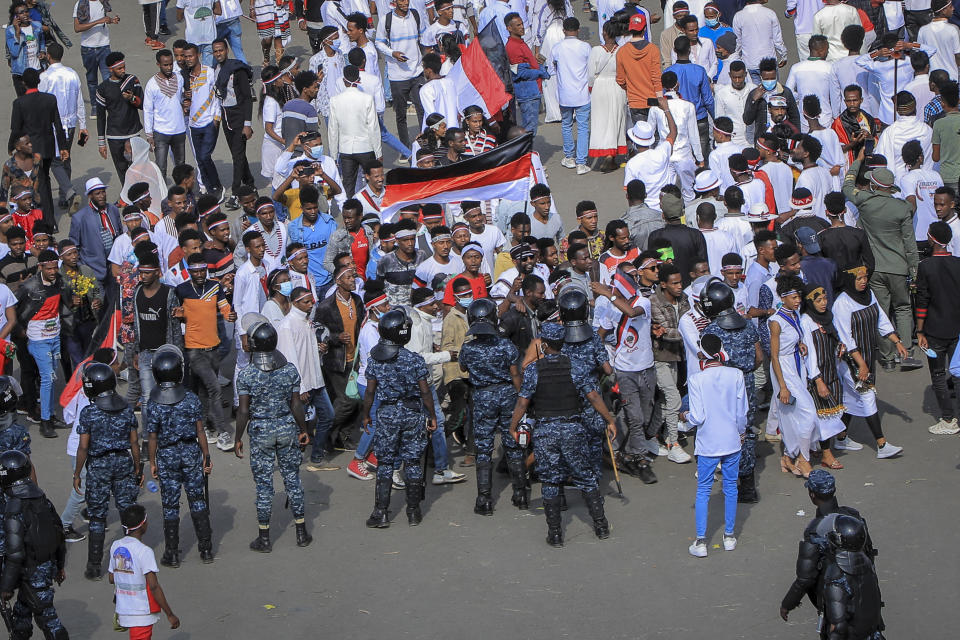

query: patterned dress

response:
[801,314,846,441]
[832,291,895,417]
[253,0,292,44]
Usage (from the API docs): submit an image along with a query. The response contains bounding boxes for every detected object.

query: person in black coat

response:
[8,68,68,228]
[648,188,707,286]
[212,39,255,206]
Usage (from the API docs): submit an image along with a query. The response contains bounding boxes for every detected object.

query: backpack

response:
[22,497,64,566]
[384,8,421,47]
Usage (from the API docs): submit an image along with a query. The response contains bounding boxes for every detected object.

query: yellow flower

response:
[74,275,96,297]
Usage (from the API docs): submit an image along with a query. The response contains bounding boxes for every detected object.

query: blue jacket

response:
[666,60,714,120]
[68,202,122,280]
[5,21,45,76]
[287,213,338,287]
[512,63,550,103]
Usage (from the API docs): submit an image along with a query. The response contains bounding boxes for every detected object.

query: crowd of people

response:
[1,0,956,635]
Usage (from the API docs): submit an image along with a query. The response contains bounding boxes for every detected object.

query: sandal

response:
[780,455,796,474]
[821,459,844,470]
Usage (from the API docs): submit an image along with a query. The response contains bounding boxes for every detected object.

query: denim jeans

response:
[310,387,335,460]
[379,113,412,158]
[137,350,157,424]
[27,337,60,420]
[62,318,96,376]
[51,128,76,202]
[159,0,169,27]
[190,122,222,192]
[355,382,378,461]
[517,98,541,137]
[153,131,186,179]
[925,334,958,420]
[560,103,591,165]
[216,18,248,65]
[695,451,740,538]
[199,43,214,68]
[81,45,111,104]
[60,454,86,529]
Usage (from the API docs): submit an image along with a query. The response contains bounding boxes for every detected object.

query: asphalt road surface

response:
[4,0,958,637]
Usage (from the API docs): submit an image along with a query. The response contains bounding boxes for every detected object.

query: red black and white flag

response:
[59,305,121,409]
[380,134,535,222]
[447,29,512,118]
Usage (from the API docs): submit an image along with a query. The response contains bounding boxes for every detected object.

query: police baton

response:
[606,431,624,499]
[203,454,211,506]
[421,415,430,501]
[0,596,14,638]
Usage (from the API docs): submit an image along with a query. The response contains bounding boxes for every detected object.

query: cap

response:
[791,187,814,208]
[539,322,565,342]
[804,469,836,494]
[628,12,647,32]
[694,170,721,193]
[795,226,821,254]
[627,120,655,146]
[85,178,107,195]
[661,193,684,220]
[715,31,737,53]
[869,168,898,191]
[509,244,535,260]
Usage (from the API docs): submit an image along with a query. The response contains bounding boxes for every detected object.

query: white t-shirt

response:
[600,294,654,371]
[469,225,506,275]
[64,390,89,457]
[74,0,110,48]
[624,142,673,211]
[176,0,218,45]
[110,536,162,629]
[262,96,284,149]
[0,284,15,336]
[898,168,944,241]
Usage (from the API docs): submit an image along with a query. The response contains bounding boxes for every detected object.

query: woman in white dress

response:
[259,65,287,180]
[832,265,906,459]
[261,268,291,327]
[801,283,846,470]
[769,274,818,477]
[587,21,627,172]
[532,0,570,124]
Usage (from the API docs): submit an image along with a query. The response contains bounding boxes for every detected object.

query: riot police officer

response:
[0,377,31,461]
[701,280,763,502]
[74,362,140,581]
[458,298,525,515]
[558,289,614,483]
[362,309,438,528]
[234,313,312,552]
[146,345,214,567]
[820,515,885,640]
[509,323,618,547]
[0,451,68,640]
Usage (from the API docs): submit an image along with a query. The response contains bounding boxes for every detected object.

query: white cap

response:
[627,121,655,146]
[85,177,107,194]
[747,202,775,221]
[693,170,721,193]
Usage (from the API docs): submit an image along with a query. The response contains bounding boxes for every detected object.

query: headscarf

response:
[840,265,871,306]
[802,282,838,342]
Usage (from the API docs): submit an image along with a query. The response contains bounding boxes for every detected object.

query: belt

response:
[89,449,130,459]
[187,346,218,352]
[159,437,199,449]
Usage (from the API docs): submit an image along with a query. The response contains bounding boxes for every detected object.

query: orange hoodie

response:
[616,39,663,109]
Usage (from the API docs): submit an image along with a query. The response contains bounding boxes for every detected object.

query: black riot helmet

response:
[371,309,413,360]
[465,297,498,337]
[242,312,287,370]
[150,345,186,405]
[558,288,591,342]
[702,279,745,329]
[0,376,21,414]
[827,514,868,553]
[82,362,127,412]
[0,450,31,490]
[248,321,279,352]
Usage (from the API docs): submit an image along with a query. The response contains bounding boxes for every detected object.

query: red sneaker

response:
[347,458,373,480]
[365,452,378,469]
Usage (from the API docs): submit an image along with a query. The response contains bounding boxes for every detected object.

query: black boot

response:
[160,520,180,568]
[558,485,568,511]
[543,495,563,547]
[250,526,272,553]
[295,521,313,547]
[507,459,529,510]
[39,419,57,439]
[583,489,610,539]
[366,476,392,528]
[405,481,423,526]
[474,461,493,516]
[738,471,758,503]
[84,522,106,580]
[191,511,214,563]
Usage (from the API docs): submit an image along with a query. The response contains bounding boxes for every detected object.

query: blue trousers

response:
[561,103,591,165]
[517,98,541,138]
[190,122,222,192]
[695,451,740,538]
[216,18,248,65]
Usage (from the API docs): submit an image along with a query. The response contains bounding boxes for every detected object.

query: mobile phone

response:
[647,97,659,107]
[78,131,89,147]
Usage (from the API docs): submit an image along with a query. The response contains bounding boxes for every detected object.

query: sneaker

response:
[159,24,171,35]
[576,164,591,175]
[833,436,863,451]
[432,469,467,484]
[900,355,924,371]
[365,452,378,469]
[655,444,669,457]
[64,527,86,543]
[397,156,410,165]
[722,534,737,551]
[765,431,782,443]
[224,195,240,211]
[205,428,218,445]
[667,445,692,464]
[560,156,576,169]
[80,508,90,524]
[346,458,374,480]
[392,469,406,490]
[688,539,708,558]
[876,442,903,459]
[929,418,960,435]
[216,432,234,452]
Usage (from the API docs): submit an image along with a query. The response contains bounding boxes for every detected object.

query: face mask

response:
[761,79,777,91]
[278,281,293,296]
[326,38,341,51]
[705,17,719,27]
[309,145,324,159]
[457,295,474,308]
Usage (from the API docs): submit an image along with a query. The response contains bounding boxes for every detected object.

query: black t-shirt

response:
[136,285,168,350]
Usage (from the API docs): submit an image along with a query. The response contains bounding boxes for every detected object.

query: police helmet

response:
[558,288,591,342]
[82,362,127,412]
[150,345,186,405]
[371,309,413,360]
[827,514,867,553]
[465,297,498,337]
[242,312,279,353]
[0,450,31,490]
[0,376,21,414]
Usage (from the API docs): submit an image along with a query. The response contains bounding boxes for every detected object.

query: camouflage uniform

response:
[703,321,760,476]
[519,353,599,499]
[145,391,207,521]
[0,416,31,555]
[77,404,140,535]
[236,363,305,524]
[458,336,522,464]
[366,348,430,484]
[8,561,66,639]
[562,332,610,481]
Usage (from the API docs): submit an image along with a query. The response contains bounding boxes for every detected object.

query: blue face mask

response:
[761,79,777,91]
[457,296,474,308]
[326,38,341,51]
[705,17,719,27]
[278,281,293,296]
[309,145,324,159]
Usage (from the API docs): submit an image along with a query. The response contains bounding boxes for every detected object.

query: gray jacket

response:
[621,203,664,251]
[323,228,353,276]
[131,283,183,353]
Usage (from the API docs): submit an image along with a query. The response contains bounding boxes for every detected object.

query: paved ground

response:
[3,0,959,637]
